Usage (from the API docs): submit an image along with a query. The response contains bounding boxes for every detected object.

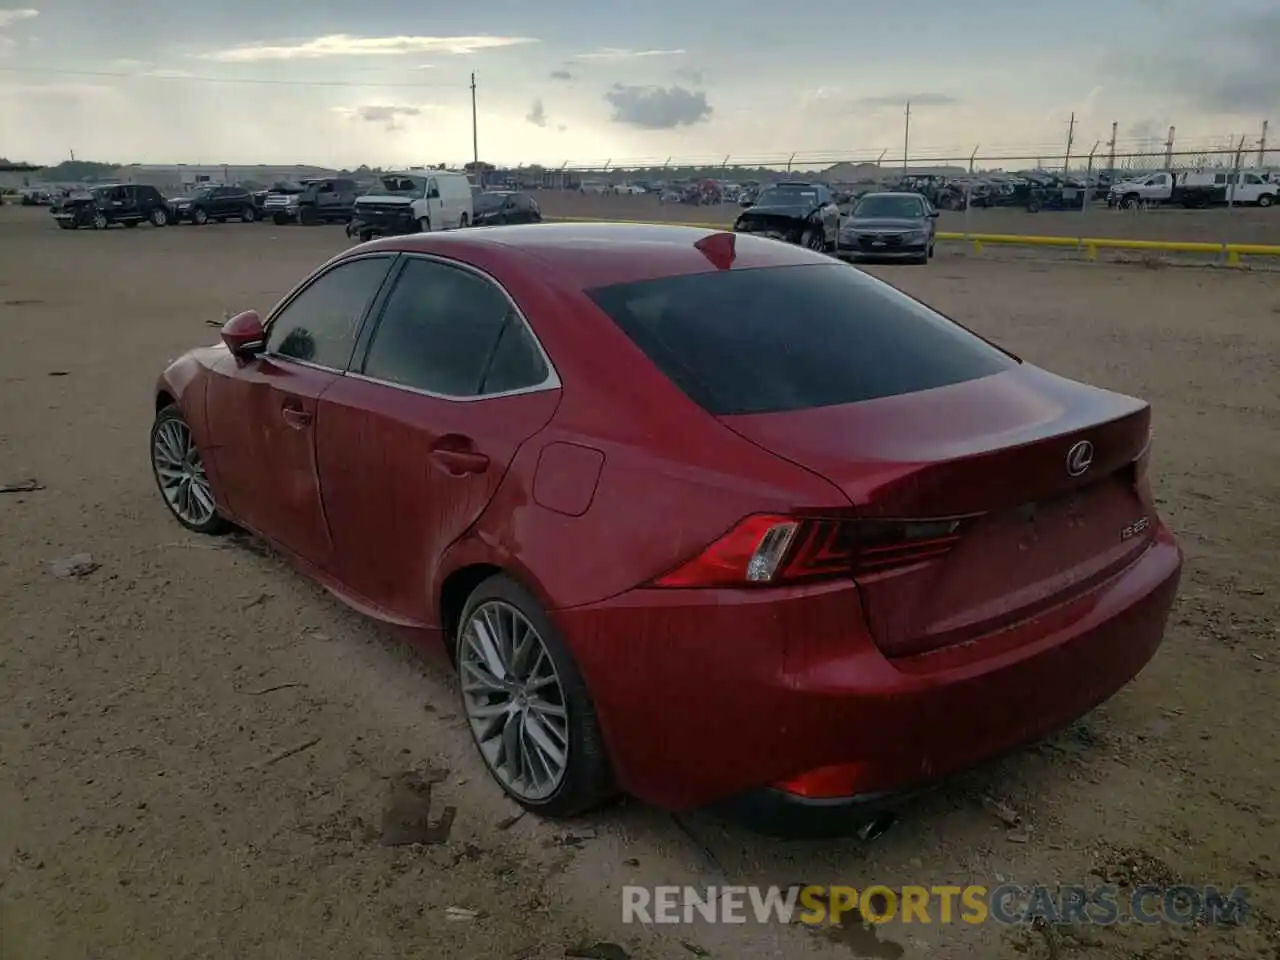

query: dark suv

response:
[263,177,358,225]
[169,185,258,225]
[52,184,171,230]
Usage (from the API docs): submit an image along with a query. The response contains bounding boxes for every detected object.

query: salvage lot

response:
[1,204,1277,960]
[536,190,1280,245]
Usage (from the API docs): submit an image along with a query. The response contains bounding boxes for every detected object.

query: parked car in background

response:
[347,171,473,240]
[149,222,1181,837]
[51,184,171,230]
[470,191,542,226]
[732,181,841,251]
[837,191,938,264]
[264,177,358,225]
[169,185,259,225]
[20,188,53,206]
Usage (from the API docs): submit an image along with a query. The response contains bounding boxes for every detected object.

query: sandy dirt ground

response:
[1,205,1277,960]
[536,191,1280,245]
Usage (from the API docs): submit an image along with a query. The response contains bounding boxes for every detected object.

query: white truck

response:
[1108,170,1277,208]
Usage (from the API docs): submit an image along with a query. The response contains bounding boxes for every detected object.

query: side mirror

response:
[221,309,265,357]
[739,199,754,208]
[929,210,940,218]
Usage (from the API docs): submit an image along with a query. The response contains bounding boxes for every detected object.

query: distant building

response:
[0,162,43,191]
[109,163,342,193]
[821,161,970,183]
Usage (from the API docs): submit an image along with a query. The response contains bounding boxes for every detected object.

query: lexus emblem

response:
[1066,440,1094,477]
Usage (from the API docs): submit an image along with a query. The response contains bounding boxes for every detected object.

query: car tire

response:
[358,229,374,243]
[91,211,108,230]
[150,208,168,227]
[149,404,231,536]
[298,206,320,226]
[57,220,74,230]
[800,228,826,251]
[459,213,470,228]
[194,207,209,225]
[1259,194,1274,208]
[418,216,431,233]
[272,212,289,225]
[455,574,616,819]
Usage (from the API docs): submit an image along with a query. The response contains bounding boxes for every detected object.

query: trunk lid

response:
[720,365,1155,656]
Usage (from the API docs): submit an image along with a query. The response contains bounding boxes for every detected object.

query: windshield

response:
[756,185,818,207]
[854,194,925,219]
[474,193,509,212]
[371,175,426,195]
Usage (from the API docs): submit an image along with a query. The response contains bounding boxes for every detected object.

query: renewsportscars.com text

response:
[622,884,1250,927]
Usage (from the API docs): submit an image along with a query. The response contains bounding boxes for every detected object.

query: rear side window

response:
[587,264,1016,416]
[362,258,547,397]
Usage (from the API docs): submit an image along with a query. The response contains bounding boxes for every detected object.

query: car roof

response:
[353,222,831,290]
[857,191,925,200]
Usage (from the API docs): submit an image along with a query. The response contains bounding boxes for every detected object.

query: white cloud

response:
[574,48,685,61]
[200,34,538,62]
[0,8,37,28]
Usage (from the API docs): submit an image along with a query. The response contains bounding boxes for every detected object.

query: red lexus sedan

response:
[150,223,1182,835]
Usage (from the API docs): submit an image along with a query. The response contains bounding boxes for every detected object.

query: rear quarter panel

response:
[428,255,851,610]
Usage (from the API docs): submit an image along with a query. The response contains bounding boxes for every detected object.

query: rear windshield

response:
[587,263,1017,415]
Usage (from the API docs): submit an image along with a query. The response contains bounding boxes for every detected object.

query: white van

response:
[349,170,475,240]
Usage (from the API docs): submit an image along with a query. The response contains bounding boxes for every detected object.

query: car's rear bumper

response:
[553,525,1182,824]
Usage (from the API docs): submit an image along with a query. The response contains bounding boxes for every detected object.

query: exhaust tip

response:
[854,811,898,842]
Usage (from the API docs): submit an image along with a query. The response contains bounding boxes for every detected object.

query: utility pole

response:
[470,72,479,169]
[1064,111,1076,175]
[1163,126,1175,169]
[1259,120,1269,168]
[903,101,911,174]
[1106,121,1117,173]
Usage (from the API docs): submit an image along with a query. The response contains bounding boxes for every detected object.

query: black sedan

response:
[471,190,542,226]
[836,191,939,265]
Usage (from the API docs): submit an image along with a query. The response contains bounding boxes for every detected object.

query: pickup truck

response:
[1108,170,1277,208]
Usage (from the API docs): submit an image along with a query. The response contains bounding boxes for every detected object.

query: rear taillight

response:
[854,519,964,575]
[650,513,967,588]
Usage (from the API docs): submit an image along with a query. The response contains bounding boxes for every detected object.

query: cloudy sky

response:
[0,0,1274,168]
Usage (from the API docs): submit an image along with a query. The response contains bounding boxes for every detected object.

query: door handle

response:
[281,406,312,429]
[429,447,489,476]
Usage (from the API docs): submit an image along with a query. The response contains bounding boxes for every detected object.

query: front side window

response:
[362,258,548,397]
[266,257,394,369]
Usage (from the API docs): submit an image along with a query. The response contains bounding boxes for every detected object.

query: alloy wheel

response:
[151,417,217,528]
[92,212,107,229]
[459,600,570,802]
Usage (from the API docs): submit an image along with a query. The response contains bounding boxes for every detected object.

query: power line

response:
[0,65,469,88]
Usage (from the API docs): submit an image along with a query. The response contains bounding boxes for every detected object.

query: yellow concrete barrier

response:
[544,218,1280,260]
